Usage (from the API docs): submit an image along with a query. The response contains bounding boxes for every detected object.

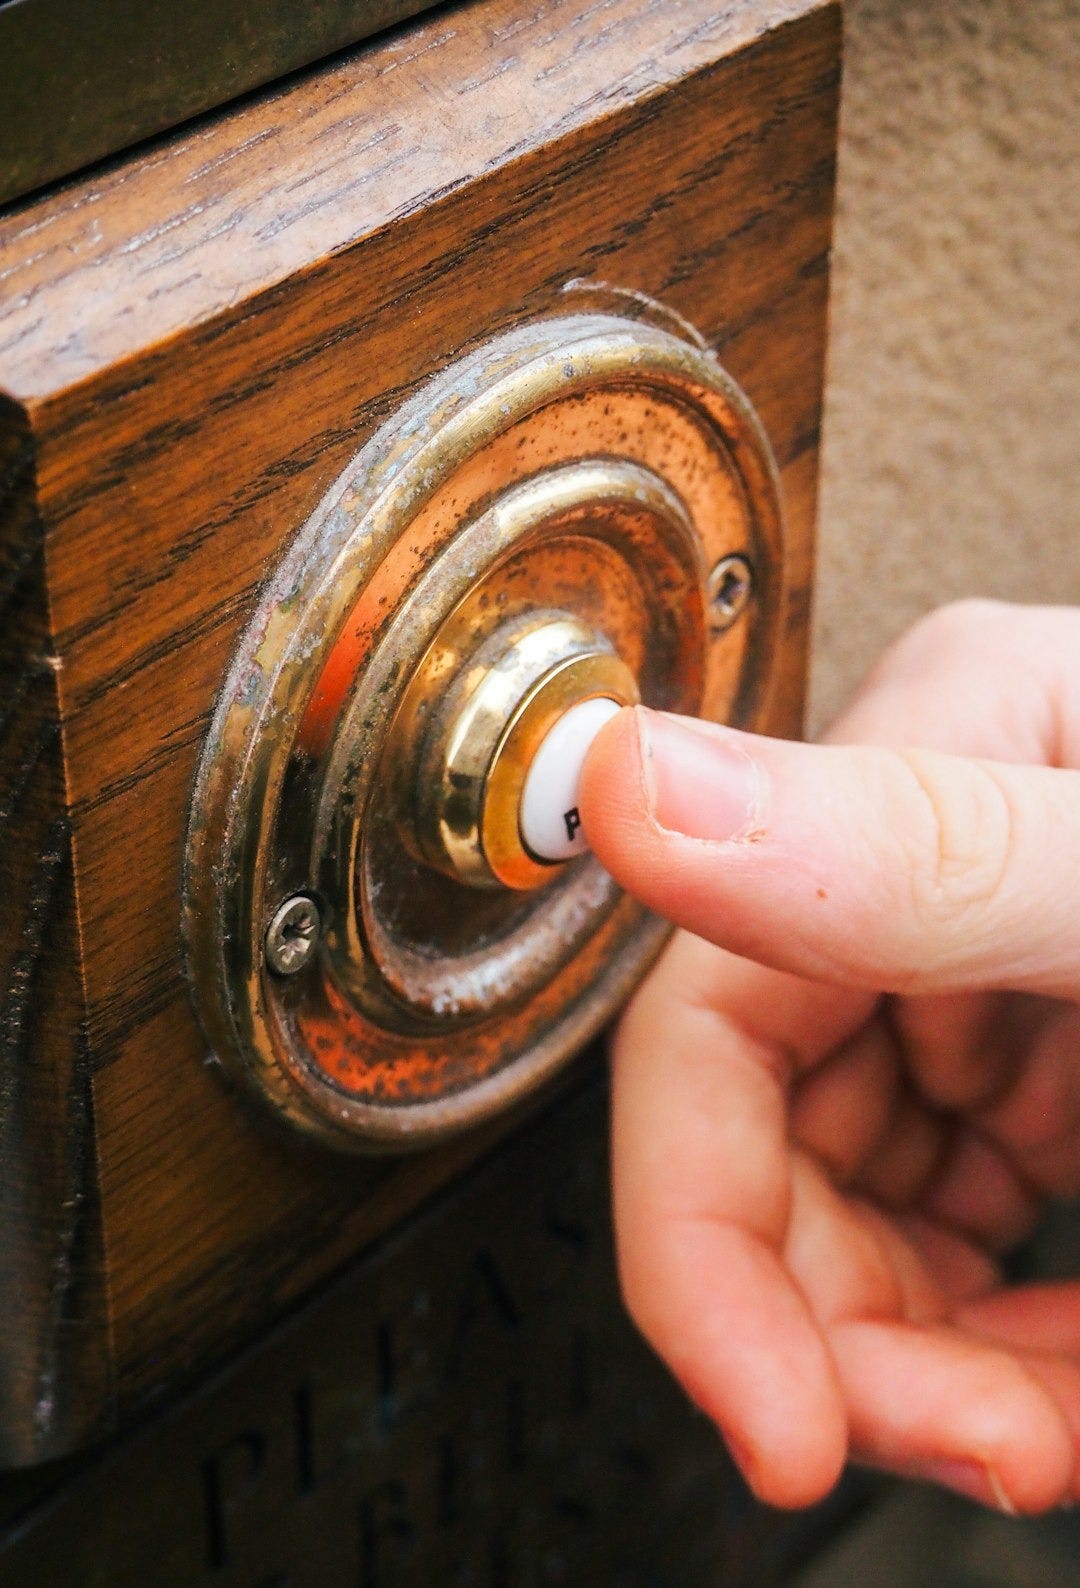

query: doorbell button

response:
[519,697,622,862]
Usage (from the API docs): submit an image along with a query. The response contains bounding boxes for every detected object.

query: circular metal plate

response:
[183,311,785,1150]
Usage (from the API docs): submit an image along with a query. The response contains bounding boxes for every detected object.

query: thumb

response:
[579,706,1080,998]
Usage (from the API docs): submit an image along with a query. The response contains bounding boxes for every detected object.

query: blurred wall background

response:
[805,9,1080,1578]
[812,0,1080,732]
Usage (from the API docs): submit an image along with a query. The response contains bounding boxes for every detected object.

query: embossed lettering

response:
[293,1381,316,1494]
[377,1288,434,1434]
[358,1478,417,1587]
[292,1373,376,1494]
[201,1428,267,1569]
[445,1250,519,1381]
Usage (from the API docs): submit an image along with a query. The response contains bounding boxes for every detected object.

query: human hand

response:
[578,601,1080,1514]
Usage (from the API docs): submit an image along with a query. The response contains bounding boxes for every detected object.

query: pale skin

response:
[577,601,1080,1515]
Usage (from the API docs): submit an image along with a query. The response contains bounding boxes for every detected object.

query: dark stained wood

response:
[0,1078,870,1583]
[0,401,108,1463]
[0,0,840,1456]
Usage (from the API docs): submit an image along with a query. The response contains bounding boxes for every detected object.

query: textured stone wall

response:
[811,0,1080,730]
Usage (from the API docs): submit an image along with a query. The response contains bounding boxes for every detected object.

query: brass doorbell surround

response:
[402,603,640,892]
[183,309,786,1150]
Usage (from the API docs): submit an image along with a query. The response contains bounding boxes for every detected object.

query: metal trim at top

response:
[0,0,439,207]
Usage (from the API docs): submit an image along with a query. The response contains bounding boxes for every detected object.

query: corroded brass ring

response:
[183,308,785,1150]
[406,609,624,890]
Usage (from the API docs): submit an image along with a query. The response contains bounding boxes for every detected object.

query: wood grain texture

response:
[0,0,830,398]
[0,0,840,1457]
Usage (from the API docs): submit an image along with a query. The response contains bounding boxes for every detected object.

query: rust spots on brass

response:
[182,309,785,1150]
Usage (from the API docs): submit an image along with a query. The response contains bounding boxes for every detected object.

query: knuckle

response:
[896,748,1017,927]
[885,599,1007,677]
[835,601,1016,747]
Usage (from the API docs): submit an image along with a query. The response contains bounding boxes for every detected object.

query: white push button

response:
[519,696,622,862]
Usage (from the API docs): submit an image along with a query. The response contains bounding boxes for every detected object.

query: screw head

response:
[707,553,754,633]
[264,894,322,976]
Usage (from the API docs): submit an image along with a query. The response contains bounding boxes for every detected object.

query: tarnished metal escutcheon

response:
[183,310,786,1149]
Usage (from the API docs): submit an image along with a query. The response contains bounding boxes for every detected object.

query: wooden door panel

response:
[0,0,840,1462]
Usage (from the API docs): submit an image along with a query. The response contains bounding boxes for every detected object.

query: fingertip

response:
[732,1421,849,1512]
[618,1217,849,1511]
[578,698,639,786]
[578,703,648,874]
[834,1319,1077,1515]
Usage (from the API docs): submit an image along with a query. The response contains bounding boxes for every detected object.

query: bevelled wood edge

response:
[0,398,110,1462]
[0,0,837,401]
[0,0,439,207]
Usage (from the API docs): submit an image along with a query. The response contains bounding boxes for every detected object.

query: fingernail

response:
[905,1456,1018,1515]
[634,707,767,842]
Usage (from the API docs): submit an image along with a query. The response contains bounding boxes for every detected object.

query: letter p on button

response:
[519,697,623,863]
